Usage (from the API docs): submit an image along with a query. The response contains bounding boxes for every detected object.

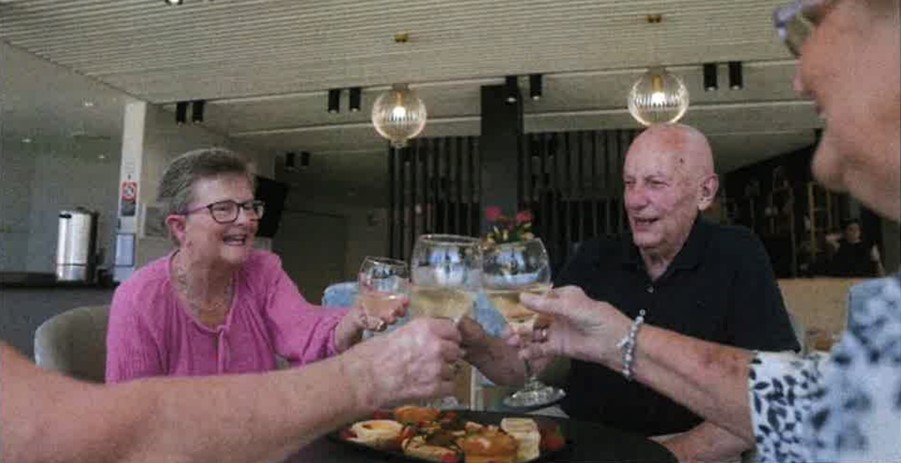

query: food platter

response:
[329,406,567,463]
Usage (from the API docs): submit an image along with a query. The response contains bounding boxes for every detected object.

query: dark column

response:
[480,84,523,234]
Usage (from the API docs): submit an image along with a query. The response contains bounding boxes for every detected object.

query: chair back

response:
[321,281,359,308]
[34,305,110,383]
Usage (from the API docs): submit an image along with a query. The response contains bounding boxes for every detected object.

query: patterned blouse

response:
[749,274,901,462]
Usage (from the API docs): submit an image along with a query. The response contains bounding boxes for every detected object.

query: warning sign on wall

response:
[120,180,138,217]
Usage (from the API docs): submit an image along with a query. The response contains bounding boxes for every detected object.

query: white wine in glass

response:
[482,238,565,409]
[357,256,409,332]
[409,286,476,322]
[484,282,551,332]
[409,234,482,324]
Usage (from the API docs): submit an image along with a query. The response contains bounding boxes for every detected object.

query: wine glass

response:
[357,256,409,334]
[409,234,482,323]
[482,238,565,409]
[409,234,482,409]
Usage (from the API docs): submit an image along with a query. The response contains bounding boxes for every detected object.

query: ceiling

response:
[0,0,820,174]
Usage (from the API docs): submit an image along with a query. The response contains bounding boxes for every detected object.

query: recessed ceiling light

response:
[83,100,95,108]
[164,0,183,5]
[21,137,32,144]
[98,154,107,160]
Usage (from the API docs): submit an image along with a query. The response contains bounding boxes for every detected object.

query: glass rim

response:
[483,237,545,247]
[361,256,408,268]
[416,234,481,245]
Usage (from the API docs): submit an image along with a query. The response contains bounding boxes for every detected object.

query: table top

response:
[284,410,677,463]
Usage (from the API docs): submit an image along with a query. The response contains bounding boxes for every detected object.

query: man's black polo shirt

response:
[556,218,799,436]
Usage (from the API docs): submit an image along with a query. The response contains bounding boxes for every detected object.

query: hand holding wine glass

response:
[517,286,632,366]
[357,256,410,333]
[482,238,565,408]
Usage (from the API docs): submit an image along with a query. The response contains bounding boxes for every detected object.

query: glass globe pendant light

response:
[627,67,689,126]
[371,83,427,148]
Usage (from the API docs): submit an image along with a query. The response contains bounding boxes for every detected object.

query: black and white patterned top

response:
[749,274,901,462]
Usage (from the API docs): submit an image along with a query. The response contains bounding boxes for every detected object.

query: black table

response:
[285,410,677,462]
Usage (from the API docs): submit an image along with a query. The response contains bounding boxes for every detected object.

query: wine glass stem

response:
[522,359,540,390]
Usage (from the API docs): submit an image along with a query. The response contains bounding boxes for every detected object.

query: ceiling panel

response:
[2,0,816,177]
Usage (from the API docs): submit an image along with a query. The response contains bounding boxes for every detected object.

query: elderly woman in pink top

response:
[105,148,395,382]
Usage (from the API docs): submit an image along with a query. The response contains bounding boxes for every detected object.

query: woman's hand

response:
[345,317,463,408]
[335,296,409,351]
[518,286,632,367]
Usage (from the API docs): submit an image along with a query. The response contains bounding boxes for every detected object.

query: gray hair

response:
[157,147,255,219]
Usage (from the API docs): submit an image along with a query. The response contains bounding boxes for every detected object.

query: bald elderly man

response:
[463,123,799,461]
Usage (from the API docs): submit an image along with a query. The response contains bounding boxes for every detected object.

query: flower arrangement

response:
[483,206,535,244]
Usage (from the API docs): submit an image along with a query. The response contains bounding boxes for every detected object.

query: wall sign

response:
[120,180,138,217]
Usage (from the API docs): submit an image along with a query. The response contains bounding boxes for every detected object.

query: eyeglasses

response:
[183,199,265,224]
[773,0,835,57]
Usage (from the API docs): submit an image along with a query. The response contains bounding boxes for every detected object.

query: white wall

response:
[0,145,36,271]
[0,42,126,274]
[26,147,120,272]
[0,142,122,274]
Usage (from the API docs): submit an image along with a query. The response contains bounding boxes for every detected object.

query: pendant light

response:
[371,83,427,148]
[627,66,690,126]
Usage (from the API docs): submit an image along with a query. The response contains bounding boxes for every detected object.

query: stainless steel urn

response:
[55,208,98,282]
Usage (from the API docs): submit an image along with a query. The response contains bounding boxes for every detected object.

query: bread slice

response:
[500,418,540,462]
[348,419,403,449]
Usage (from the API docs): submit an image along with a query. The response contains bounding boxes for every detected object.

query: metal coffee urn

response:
[56,208,98,282]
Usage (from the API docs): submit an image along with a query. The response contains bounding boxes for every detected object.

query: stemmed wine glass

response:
[409,234,482,409]
[482,238,565,408]
[409,234,483,323]
[357,256,409,334]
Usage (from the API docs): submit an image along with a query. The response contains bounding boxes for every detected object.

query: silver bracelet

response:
[616,309,646,381]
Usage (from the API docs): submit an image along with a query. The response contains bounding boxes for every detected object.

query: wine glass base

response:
[502,385,566,409]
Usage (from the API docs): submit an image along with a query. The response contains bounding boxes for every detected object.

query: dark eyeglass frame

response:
[182,199,265,224]
[773,0,835,57]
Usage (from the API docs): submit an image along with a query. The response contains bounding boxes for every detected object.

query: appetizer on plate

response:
[338,405,563,463]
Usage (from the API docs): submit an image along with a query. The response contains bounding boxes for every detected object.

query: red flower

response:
[515,210,533,225]
[485,206,503,222]
[483,207,535,244]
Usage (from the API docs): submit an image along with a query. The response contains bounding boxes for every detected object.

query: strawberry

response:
[542,433,566,452]
[539,424,565,452]
[440,453,460,463]
[400,426,417,441]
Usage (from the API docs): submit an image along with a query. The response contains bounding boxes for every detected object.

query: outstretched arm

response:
[659,416,753,462]
[2,317,463,463]
[519,287,755,442]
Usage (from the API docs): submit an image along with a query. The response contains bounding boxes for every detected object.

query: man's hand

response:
[457,316,491,354]
[518,286,632,367]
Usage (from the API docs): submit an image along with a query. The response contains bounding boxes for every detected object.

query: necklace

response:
[172,254,234,321]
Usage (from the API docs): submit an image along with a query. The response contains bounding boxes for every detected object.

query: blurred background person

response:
[826,218,885,277]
